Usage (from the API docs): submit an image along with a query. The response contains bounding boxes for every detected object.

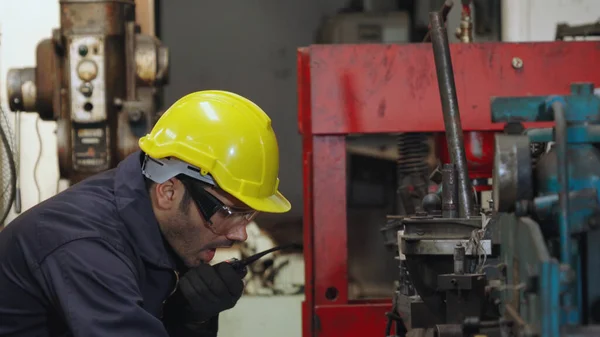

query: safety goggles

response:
[178,176,258,235]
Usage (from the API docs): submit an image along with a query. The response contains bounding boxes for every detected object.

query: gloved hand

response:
[178,262,245,322]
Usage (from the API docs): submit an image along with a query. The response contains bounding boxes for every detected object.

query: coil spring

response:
[396,133,430,214]
[397,133,430,176]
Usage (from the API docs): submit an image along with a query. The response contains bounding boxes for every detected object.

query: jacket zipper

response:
[160,270,180,319]
[168,270,180,297]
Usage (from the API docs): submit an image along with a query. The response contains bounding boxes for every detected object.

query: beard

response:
[161,199,205,267]
[161,197,238,267]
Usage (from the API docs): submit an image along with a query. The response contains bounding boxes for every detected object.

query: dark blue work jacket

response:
[0,151,190,336]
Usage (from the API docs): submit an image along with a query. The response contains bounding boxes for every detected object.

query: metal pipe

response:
[552,101,570,264]
[429,11,474,218]
[552,100,577,324]
[442,163,458,218]
[434,324,463,337]
[422,0,454,42]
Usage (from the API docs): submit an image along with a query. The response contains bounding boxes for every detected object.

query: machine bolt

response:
[588,214,600,229]
[129,110,144,122]
[511,57,523,69]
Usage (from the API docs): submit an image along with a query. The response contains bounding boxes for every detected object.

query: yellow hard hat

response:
[138,90,291,214]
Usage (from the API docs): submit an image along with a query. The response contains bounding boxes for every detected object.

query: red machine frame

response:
[298,40,600,337]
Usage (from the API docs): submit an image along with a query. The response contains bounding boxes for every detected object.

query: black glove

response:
[163,290,220,337]
[178,262,245,322]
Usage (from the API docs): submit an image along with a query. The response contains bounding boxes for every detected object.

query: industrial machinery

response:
[298,8,600,337]
[6,0,169,184]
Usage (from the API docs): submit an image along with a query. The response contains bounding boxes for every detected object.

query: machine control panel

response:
[69,36,107,123]
[68,35,110,172]
[71,126,110,171]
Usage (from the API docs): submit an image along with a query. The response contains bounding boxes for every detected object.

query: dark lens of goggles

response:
[179,176,257,230]
[179,176,224,224]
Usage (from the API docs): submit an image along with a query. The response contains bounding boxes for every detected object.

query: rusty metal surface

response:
[56,119,72,179]
[60,1,133,35]
[35,39,58,120]
[135,35,169,85]
[6,0,168,184]
[6,68,36,112]
[300,41,600,135]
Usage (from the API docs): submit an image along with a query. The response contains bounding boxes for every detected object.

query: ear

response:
[154,178,180,210]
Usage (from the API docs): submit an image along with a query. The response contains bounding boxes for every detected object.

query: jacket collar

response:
[114,151,178,270]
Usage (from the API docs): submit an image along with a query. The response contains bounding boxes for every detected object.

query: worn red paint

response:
[316,304,392,336]
[298,41,600,337]
[301,41,600,134]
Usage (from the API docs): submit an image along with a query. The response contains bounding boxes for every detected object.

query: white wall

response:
[0,1,63,224]
[502,0,600,42]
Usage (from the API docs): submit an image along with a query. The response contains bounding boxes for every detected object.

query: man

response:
[0,90,291,336]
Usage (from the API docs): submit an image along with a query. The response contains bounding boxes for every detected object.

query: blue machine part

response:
[491,83,600,336]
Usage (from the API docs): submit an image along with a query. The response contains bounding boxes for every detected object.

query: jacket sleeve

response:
[37,238,170,337]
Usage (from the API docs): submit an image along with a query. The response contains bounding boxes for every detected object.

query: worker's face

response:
[152,178,252,268]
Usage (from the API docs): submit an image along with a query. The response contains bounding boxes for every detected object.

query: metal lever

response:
[429,11,474,218]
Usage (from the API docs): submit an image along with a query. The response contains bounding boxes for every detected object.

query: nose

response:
[226,223,248,242]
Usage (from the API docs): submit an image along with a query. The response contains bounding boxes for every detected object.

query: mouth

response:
[202,243,235,264]
[203,248,217,263]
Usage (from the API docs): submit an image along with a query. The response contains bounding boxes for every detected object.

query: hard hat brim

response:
[236,190,291,214]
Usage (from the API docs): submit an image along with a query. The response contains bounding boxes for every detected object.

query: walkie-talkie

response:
[218,243,303,278]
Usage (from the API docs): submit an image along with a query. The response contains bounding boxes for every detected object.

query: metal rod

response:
[442,163,458,218]
[552,100,577,324]
[429,11,474,218]
[125,21,137,101]
[552,101,570,264]
[423,0,454,42]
